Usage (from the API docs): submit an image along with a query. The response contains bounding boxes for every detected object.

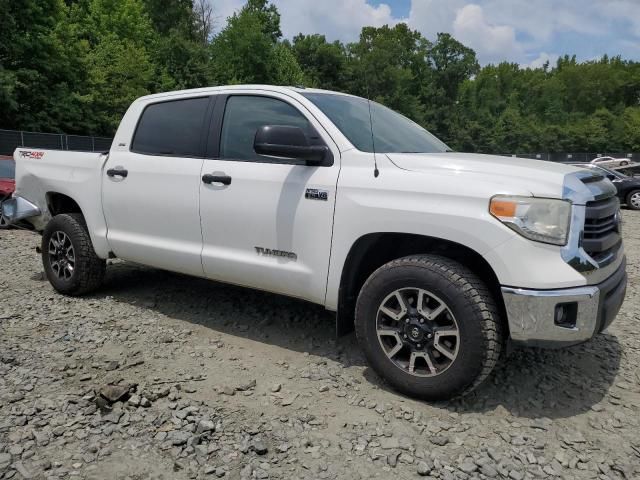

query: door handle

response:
[202,174,232,185]
[107,168,128,178]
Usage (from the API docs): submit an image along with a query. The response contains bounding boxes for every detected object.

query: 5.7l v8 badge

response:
[305,188,329,201]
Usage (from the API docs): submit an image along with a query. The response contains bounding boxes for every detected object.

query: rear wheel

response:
[355,255,504,400]
[42,214,106,295]
[627,190,640,210]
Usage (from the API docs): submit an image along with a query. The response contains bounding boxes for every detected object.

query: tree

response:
[142,0,194,36]
[70,0,170,134]
[0,0,88,132]
[422,33,479,142]
[347,24,430,124]
[3,0,640,155]
[193,0,215,44]
[290,34,348,90]
[209,0,303,85]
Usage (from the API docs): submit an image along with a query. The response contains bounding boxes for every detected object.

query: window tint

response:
[220,96,312,161]
[132,97,210,157]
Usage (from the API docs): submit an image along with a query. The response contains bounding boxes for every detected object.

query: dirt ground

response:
[1,211,639,480]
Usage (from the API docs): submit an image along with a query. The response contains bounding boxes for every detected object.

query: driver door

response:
[199,91,340,304]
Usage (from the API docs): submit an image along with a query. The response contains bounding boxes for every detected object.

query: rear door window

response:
[132,97,210,157]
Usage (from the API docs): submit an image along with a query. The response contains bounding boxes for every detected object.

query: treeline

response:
[2,0,640,153]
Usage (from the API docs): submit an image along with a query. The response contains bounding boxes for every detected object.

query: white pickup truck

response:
[3,85,627,400]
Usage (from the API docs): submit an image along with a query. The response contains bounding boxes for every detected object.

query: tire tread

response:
[42,213,105,295]
[355,254,504,399]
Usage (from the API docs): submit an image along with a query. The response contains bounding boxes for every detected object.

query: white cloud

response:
[211,0,245,28]
[275,0,400,41]
[596,0,640,38]
[524,52,559,70]
[452,4,522,63]
[208,0,640,65]
[212,0,401,41]
[407,0,466,38]
[480,0,599,44]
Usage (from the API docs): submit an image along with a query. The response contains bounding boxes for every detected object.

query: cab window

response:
[219,96,315,163]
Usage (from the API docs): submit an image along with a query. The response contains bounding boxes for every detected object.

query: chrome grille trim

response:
[561,170,624,285]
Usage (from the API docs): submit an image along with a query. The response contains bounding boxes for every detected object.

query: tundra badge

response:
[255,247,297,260]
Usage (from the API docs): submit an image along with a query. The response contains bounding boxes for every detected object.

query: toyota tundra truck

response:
[2,85,627,400]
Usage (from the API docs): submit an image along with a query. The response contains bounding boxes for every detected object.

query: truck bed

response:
[13,148,111,256]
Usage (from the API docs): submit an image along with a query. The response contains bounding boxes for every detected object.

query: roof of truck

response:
[135,85,355,103]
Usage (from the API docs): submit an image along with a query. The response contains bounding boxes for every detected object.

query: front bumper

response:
[502,257,627,348]
[0,195,41,225]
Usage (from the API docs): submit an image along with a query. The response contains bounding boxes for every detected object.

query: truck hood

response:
[386,152,581,198]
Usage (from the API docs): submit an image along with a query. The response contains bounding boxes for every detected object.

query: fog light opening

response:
[554,302,578,329]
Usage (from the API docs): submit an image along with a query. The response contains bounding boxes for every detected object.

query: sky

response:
[212,0,640,66]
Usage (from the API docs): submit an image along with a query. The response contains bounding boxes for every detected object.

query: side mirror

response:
[254,125,328,165]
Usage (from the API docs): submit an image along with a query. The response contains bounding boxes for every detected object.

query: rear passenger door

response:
[102,95,214,276]
[199,92,340,304]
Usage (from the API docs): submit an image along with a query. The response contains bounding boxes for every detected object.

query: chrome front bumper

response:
[0,196,41,224]
[502,258,627,347]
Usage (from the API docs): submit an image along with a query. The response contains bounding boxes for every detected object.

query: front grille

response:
[583,196,621,262]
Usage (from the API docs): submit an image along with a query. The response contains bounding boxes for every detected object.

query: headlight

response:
[489,195,571,246]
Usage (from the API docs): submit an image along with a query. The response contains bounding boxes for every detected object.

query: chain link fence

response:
[0,129,113,156]
[504,152,639,163]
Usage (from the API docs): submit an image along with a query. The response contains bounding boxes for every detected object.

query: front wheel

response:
[42,213,106,295]
[627,190,640,210]
[355,255,504,400]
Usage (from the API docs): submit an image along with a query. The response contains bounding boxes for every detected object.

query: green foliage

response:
[209,0,302,85]
[0,0,87,132]
[143,0,194,36]
[348,24,429,124]
[290,34,348,90]
[1,0,639,154]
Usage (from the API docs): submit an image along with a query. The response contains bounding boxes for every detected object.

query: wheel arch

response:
[336,232,507,336]
[46,192,83,217]
[43,191,111,259]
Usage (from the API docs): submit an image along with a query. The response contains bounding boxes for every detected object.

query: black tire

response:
[620,161,629,166]
[42,213,106,295]
[355,255,504,400]
[626,189,640,210]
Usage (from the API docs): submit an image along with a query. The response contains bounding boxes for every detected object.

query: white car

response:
[2,85,627,400]
[591,156,631,168]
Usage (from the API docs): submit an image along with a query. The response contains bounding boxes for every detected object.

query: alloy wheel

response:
[376,287,460,377]
[48,231,76,280]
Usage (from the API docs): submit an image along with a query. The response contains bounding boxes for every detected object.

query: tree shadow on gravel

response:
[98,262,622,420]
[363,333,623,419]
[97,262,365,364]
[446,334,622,419]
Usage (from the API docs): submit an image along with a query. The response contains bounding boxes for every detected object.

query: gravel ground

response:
[1,212,639,480]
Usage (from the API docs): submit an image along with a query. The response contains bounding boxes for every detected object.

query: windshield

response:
[0,160,15,179]
[583,164,626,178]
[301,92,450,154]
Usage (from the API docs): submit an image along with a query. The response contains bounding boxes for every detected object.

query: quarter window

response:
[132,97,210,157]
[220,96,313,162]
